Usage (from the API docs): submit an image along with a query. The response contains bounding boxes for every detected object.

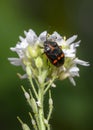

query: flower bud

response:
[17,117,30,130]
[31,119,36,126]
[30,97,38,114]
[25,92,30,100]
[38,70,47,84]
[49,98,53,106]
[21,86,30,100]
[35,57,43,68]
[27,45,38,58]
[26,65,32,77]
[22,124,30,130]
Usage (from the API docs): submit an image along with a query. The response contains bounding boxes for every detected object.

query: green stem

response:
[38,85,46,130]
[47,91,53,122]
[29,77,38,99]
[34,113,40,130]
[29,112,38,130]
[44,77,56,95]
[46,124,50,130]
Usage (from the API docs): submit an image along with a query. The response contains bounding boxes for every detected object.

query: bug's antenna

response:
[47,26,51,33]
[46,26,52,40]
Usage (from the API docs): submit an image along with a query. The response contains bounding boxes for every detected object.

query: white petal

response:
[19,39,28,49]
[10,47,16,52]
[11,40,28,51]
[69,77,76,86]
[74,58,90,66]
[19,36,24,42]
[24,30,28,35]
[50,31,62,41]
[26,29,37,44]
[66,35,77,45]
[8,58,22,66]
[64,49,75,58]
[69,66,79,72]
[65,53,75,58]
[69,66,80,77]
[48,35,56,41]
[53,31,62,39]
[39,31,47,42]
[17,73,27,79]
[74,40,81,47]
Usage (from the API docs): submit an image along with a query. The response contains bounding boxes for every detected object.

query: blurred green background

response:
[0,0,93,130]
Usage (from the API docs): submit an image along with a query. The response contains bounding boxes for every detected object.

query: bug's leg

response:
[59,46,62,49]
[46,59,51,69]
[38,45,45,55]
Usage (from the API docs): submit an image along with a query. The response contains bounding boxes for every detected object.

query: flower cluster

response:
[8,29,89,85]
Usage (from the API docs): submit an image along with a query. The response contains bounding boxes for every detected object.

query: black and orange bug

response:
[44,40,65,67]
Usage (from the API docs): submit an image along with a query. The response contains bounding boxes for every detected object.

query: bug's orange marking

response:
[48,44,55,51]
[58,56,61,60]
[53,59,57,64]
[61,53,64,58]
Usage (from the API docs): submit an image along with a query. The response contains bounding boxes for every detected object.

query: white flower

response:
[8,29,89,85]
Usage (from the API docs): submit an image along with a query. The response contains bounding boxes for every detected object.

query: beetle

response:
[44,40,65,67]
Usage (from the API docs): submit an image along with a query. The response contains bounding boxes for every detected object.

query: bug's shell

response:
[44,40,65,67]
